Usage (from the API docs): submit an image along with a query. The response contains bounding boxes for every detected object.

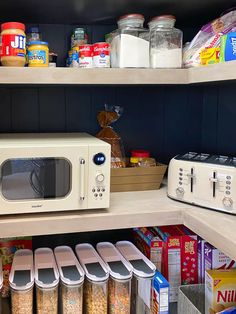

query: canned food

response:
[93,42,110,68]
[79,44,93,68]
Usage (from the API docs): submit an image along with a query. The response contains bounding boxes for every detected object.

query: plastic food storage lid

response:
[131,150,150,158]
[1,22,25,31]
[96,242,132,280]
[0,256,3,290]
[34,248,59,288]
[54,246,84,286]
[9,249,34,291]
[75,243,109,282]
[116,241,156,278]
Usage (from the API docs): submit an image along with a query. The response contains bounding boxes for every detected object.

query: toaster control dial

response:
[96,173,105,183]
[176,187,184,198]
[222,197,233,208]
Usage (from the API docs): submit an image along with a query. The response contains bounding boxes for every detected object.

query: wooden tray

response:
[111,163,167,192]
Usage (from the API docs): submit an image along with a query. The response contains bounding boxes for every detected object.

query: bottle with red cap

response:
[1,22,26,67]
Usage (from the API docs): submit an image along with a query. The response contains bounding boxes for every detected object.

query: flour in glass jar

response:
[150,48,182,68]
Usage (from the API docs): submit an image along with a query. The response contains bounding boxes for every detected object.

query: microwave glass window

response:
[1,158,71,200]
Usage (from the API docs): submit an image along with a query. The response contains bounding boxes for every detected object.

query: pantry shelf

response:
[0,61,235,85]
[1,186,236,261]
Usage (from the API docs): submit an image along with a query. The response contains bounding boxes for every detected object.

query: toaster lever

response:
[187,168,195,193]
[209,171,218,197]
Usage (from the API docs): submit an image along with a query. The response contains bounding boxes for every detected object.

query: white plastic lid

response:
[0,256,3,290]
[116,241,156,278]
[54,246,84,286]
[34,248,59,288]
[9,249,34,291]
[96,242,132,281]
[75,243,109,282]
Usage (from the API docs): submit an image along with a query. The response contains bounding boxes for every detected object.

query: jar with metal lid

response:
[149,15,182,68]
[1,22,26,67]
[111,14,150,68]
[28,41,49,67]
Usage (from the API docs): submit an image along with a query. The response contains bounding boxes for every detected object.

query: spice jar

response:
[9,249,34,314]
[28,41,49,67]
[76,243,109,314]
[110,14,150,68]
[116,241,156,314]
[97,242,132,314]
[149,15,183,68]
[35,248,59,314]
[1,22,26,67]
[54,246,84,314]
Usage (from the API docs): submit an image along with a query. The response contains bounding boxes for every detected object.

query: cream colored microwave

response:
[0,133,111,214]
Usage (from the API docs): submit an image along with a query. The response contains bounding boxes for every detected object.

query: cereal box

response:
[220,32,236,62]
[133,227,163,272]
[152,271,169,314]
[205,269,236,314]
[204,242,236,283]
[198,237,206,283]
[152,225,198,302]
[0,237,32,297]
[217,307,236,313]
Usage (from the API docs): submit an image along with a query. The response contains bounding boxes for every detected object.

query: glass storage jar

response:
[110,14,150,68]
[149,15,183,68]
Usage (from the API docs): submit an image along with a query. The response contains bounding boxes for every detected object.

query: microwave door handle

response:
[80,159,85,201]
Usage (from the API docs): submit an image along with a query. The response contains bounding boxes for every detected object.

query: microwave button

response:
[93,153,106,165]
[96,173,105,183]
[222,197,233,208]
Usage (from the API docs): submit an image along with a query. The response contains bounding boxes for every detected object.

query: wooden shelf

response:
[0,61,235,85]
[1,186,236,261]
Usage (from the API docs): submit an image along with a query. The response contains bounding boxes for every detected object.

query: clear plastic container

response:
[54,246,84,314]
[110,14,150,68]
[97,242,132,314]
[34,248,59,314]
[149,15,183,68]
[9,249,34,314]
[75,243,109,314]
[0,257,3,314]
[116,241,156,314]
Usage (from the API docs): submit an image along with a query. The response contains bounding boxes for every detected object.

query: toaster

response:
[167,152,236,214]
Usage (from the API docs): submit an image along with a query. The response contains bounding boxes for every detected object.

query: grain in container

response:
[116,241,156,314]
[34,248,59,314]
[54,246,84,314]
[75,243,109,314]
[97,242,132,314]
[0,257,3,313]
[9,249,34,314]
[110,14,150,68]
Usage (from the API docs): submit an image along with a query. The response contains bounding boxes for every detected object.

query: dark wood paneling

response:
[0,87,11,132]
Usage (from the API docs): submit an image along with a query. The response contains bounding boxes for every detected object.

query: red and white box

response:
[79,44,93,68]
[93,42,110,68]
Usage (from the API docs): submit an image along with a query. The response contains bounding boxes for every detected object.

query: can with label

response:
[79,44,93,68]
[93,42,110,67]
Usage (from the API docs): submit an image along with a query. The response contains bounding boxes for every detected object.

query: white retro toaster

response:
[167,152,236,214]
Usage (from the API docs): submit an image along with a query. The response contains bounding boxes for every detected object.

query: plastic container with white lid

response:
[0,257,3,313]
[54,246,84,314]
[75,243,109,314]
[97,242,133,314]
[116,241,156,314]
[9,249,34,314]
[34,248,59,314]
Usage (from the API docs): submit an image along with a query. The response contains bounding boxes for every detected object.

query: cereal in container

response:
[97,242,132,314]
[75,243,109,314]
[116,241,156,314]
[54,246,84,314]
[9,249,34,314]
[34,248,59,314]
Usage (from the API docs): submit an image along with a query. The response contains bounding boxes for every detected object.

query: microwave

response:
[0,133,111,214]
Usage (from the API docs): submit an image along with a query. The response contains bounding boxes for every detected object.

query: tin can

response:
[93,42,110,68]
[79,44,93,68]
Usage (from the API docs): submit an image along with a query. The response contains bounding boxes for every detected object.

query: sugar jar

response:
[110,14,150,68]
[149,15,183,68]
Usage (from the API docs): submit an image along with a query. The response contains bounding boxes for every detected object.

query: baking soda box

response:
[133,227,163,273]
[205,269,236,314]
[152,271,169,314]
[152,225,198,302]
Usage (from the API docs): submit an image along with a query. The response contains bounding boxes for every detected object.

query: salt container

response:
[54,246,84,314]
[97,242,133,314]
[75,243,109,314]
[116,241,156,314]
[9,249,34,314]
[34,248,59,314]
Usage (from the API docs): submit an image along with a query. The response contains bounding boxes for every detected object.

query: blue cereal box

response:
[220,32,236,62]
[152,271,169,314]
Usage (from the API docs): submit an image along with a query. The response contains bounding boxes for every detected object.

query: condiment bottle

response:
[26,26,42,44]
[149,15,183,68]
[1,22,26,67]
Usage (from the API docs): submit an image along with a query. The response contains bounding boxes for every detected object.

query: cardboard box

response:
[133,227,163,272]
[152,271,169,314]
[205,269,236,314]
[152,225,198,302]
[111,163,167,192]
